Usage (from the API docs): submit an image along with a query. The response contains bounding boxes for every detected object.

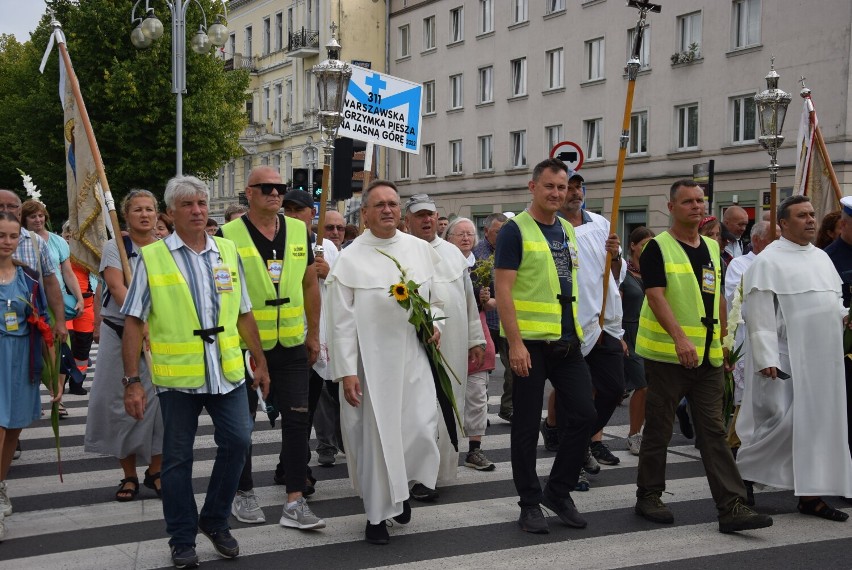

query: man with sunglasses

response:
[220,167,325,531]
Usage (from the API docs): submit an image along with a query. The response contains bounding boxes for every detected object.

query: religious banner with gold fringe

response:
[793,90,842,225]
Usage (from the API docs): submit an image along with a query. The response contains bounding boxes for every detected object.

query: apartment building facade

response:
[388,0,852,235]
[208,0,387,219]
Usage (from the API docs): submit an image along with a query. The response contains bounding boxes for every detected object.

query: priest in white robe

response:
[738,195,852,521]
[326,181,443,544]
[404,194,486,488]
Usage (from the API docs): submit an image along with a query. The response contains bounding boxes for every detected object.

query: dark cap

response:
[404,193,437,214]
[568,171,584,183]
[282,190,314,210]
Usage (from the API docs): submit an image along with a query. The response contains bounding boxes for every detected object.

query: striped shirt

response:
[121,232,252,395]
[15,228,57,277]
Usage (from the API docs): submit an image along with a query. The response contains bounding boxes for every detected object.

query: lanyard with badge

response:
[213,254,234,294]
[558,223,580,270]
[4,299,18,332]
[267,249,283,284]
[701,260,716,295]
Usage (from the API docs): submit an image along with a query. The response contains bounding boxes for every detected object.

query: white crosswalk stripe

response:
[2,345,850,569]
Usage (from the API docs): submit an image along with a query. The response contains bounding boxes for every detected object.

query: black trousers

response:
[511,340,596,506]
[586,332,627,434]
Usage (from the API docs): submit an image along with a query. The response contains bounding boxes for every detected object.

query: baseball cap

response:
[404,193,437,214]
[282,190,314,209]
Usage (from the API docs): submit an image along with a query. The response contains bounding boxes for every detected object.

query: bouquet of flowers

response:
[470,254,494,289]
[721,283,745,429]
[377,249,465,450]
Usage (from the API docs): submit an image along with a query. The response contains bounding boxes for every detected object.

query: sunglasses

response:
[324,224,345,232]
[249,183,287,195]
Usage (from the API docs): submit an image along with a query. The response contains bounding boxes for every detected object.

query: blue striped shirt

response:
[120,232,252,395]
[15,228,57,277]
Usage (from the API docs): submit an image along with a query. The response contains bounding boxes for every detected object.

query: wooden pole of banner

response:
[53,22,132,286]
[600,3,658,327]
[813,125,843,203]
[359,142,374,233]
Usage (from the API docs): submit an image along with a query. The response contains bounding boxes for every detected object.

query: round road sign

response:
[549,141,584,171]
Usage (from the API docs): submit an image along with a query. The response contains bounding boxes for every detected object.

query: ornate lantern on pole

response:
[754,57,792,238]
[130,0,229,175]
[312,24,352,245]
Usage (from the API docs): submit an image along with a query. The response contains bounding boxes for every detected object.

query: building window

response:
[627,26,651,69]
[450,7,464,43]
[585,37,605,81]
[511,57,526,97]
[263,86,270,121]
[272,154,280,173]
[676,104,699,150]
[423,80,436,114]
[274,83,283,133]
[546,0,566,15]
[478,135,493,171]
[629,111,648,155]
[262,17,270,55]
[285,79,293,118]
[423,16,436,50]
[478,66,493,103]
[243,157,252,186]
[512,0,528,24]
[304,70,314,112]
[423,144,436,176]
[732,0,760,49]
[584,118,603,160]
[244,26,253,56]
[450,140,463,174]
[228,162,235,195]
[449,74,463,109]
[545,124,562,152]
[274,13,283,51]
[510,130,527,168]
[677,11,702,55]
[398,25,410,58]
[399,151,410,179]
[284,152,293,181]
[219,167,226,196]
[731,95,756,143]
[546,48,564,89]
[261,155,269,167]
[228,33,235,58]
[479,0,493,34]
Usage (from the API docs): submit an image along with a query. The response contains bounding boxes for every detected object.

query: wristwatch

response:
[122,376,142,387]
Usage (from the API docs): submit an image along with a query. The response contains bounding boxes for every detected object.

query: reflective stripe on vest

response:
[500,211,584,342]
[221,216,307,349]
[141,238,244,387]
[635,232,723,366]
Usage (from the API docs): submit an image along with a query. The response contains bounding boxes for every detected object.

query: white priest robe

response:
[430,237,485,485]
[737,237,852,496]
[326,229,443,524]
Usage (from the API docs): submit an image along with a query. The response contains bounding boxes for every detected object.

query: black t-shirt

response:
[495,217,577,342]
[217,214,314,267]
[640,236,722,363]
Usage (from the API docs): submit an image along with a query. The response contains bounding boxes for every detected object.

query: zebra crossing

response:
[1,348,850,569]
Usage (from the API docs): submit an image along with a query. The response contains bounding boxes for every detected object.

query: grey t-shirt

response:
[99,238,141,323]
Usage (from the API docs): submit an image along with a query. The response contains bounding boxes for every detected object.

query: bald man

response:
[722,206,750,263]
[0,189,67,342]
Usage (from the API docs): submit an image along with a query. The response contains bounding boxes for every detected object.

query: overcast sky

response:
[0,1,50,42]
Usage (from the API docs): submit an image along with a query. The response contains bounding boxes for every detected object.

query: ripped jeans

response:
[238,343,310,494]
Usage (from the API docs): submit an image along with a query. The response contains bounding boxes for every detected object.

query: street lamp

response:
[130,0,229,175]
[754,57,792,239]
[312,25,352,244]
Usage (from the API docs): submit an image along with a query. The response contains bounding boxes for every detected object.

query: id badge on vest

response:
[568,241,580,269]
[213,265,234,293]
[4,311,18,332]
[267,259,283,284]
[701,264,716,295]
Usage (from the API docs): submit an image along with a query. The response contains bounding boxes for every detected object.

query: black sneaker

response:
[67,382,88,395]
[199,527,239,559]
[518,505,549,534]
[541,487,587,528]
[392,500,411,524]
[590,441,620,465]
[410,483,439,502]
[718,499,773,533]
[540,419,560,451]
[635,491,674,524]
[170,544,199,569]
[365,521,390,544]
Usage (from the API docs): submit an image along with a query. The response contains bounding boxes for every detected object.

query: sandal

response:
[143,469,162,498]
[798,498,849,522]
[116,476,139,502]
[57,403,68,419]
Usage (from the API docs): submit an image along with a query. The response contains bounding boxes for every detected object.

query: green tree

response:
[0,0,249,221]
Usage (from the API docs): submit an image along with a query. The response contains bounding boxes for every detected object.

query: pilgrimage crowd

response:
[0,156,851,567]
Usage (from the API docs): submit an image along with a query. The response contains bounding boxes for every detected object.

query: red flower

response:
[27,314,54,348]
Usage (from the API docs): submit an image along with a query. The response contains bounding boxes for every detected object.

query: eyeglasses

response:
[324,224,345,232]
[449,232,475,238]
[249,183,287,195]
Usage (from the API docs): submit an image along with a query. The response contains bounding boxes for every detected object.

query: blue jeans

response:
[158,387,252,547]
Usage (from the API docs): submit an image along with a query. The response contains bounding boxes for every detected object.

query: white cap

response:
[503,211,516,218]
[841,196,852,216]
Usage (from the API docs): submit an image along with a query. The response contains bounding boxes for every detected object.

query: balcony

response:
[287,28,320,58]
[224,53,258,72]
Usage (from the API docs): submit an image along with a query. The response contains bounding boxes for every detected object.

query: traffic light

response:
[292,168,310,191]
[238,192,248,206]
[311,169,323,201]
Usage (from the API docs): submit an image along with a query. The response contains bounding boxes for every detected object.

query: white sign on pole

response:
[338,66,423,154]
[549,140,585,171]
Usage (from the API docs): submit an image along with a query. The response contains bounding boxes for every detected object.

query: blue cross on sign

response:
[339,66,423,154]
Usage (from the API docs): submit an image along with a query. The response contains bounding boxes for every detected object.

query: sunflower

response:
[391,281,409,301]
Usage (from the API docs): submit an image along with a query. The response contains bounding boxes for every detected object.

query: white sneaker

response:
[0,481,12,516]
[627,433,642,456]
[231,490,266,524]
[280,497,326,530]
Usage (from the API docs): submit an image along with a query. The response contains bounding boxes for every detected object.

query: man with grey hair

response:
[121,175,271,567]
[472,212,513,422]
[224,203,248,223]
[722,205,750,263]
